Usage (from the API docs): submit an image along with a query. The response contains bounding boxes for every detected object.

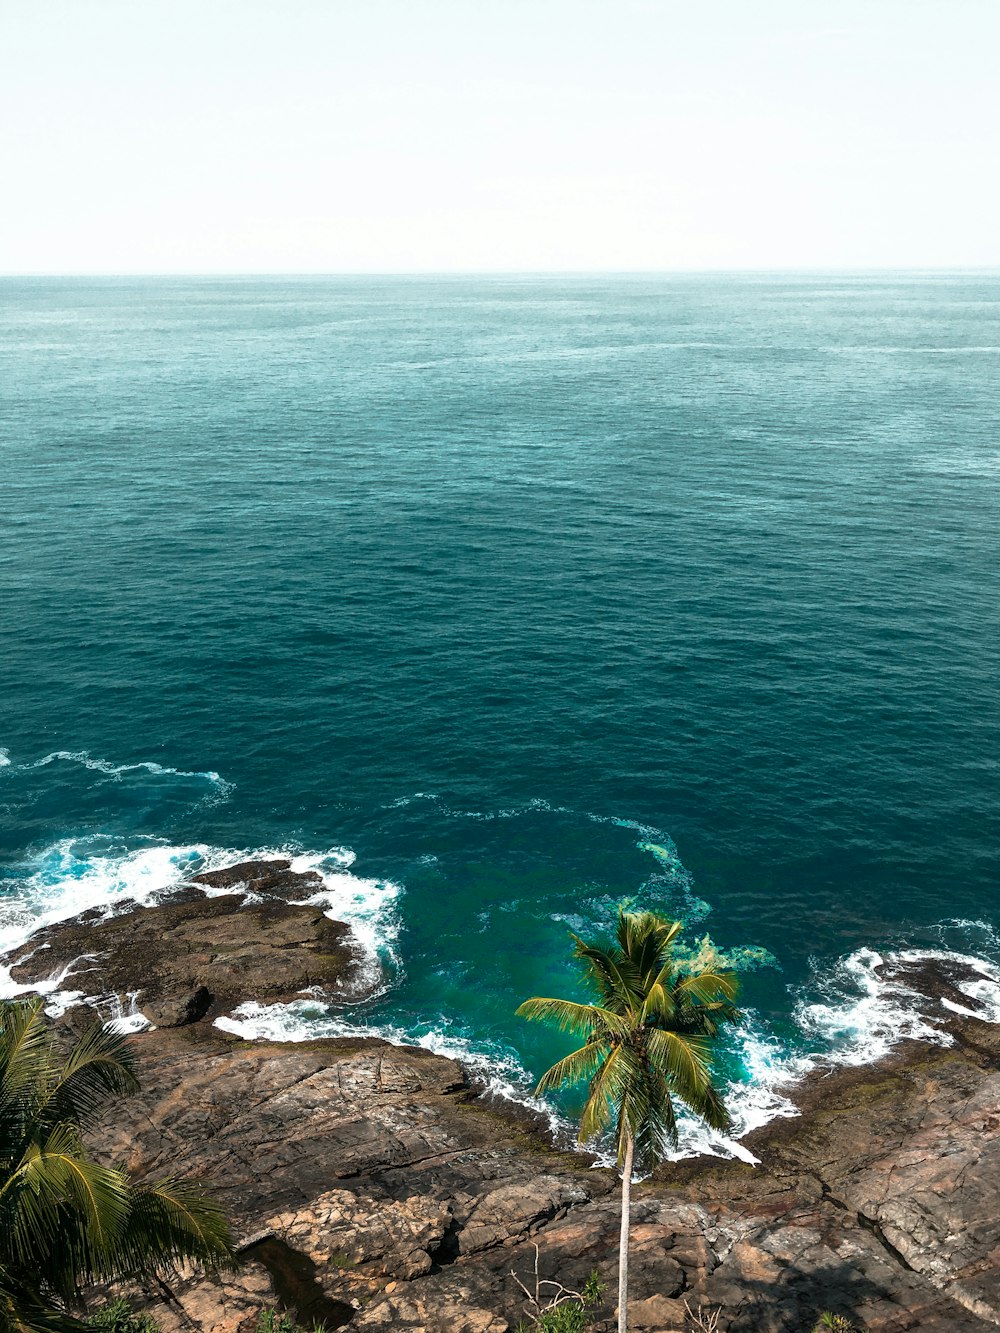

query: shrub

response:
[86,1298,162,1333]
[510,1250,606,1331]
[255,1309,326,1333]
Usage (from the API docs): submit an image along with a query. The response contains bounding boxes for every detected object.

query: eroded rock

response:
[5,860,374,1024]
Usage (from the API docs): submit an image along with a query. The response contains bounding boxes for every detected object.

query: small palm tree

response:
[517,910,740,1333]
[0,998,236,1333]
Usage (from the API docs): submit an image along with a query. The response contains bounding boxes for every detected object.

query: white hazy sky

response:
[2,0,999,273]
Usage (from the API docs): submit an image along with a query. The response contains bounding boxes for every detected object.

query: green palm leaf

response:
[514,997,627,1041]
[41,1022,140,1132]
[112,1179,237,1275]
[2,1129,130,1296]
[518,907,740,1165]
[0,999,237,1328]
[0,1270,87,1333]
[534,1040,608,1096]
[519,906,742,1333]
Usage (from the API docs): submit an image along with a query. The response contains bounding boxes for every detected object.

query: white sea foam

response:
[214,936,1000,1168]
[791,945,1000,1064]
[102,991,154,1035]
[17,750,235,804]
[212,999,796,1165]
[662,1017,812,1166]
[0,838,400,1017]
[0,842,209,965]
[661,944,1000,1165]
[279,848,401,985]
[27,750,228,785]
[0,748,11,768]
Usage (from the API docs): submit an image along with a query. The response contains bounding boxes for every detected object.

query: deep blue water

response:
[2,274,999,1146]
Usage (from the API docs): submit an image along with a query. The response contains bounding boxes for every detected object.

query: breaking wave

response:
[0,837,401,1010]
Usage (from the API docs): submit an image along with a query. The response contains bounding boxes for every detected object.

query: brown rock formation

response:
[7,877,1000,1332]
[5,860,373,1026]
[80,958,1000,1333]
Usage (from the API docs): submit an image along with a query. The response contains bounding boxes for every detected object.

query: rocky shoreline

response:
[7,860,1000,1333]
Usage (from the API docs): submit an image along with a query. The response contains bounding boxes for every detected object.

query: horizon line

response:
[3,265,1000,281]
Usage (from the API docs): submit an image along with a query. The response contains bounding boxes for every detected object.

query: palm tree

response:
[517,910,740,1333]
[0,997,236,1333]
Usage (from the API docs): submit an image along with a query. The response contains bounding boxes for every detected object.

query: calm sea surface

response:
[2,275,998,1145]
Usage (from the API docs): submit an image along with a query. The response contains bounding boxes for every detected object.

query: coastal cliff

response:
[8,862,1000,1333]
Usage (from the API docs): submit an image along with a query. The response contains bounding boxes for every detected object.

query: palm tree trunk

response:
[618,1132,634,1333]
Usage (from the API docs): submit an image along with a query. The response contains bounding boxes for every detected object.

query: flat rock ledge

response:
[69,953,1000,1333]
[6,859,375,1027]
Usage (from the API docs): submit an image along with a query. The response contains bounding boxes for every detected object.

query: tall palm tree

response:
[517,910,740,1333]
[0,997,236,1333]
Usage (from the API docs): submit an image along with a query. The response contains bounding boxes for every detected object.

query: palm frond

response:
[645,1028,712,1099]
[572,941,643,1012]
[639,967,678,1024]
[517,908,739,1172]
[0,1269,87,1333]
[0,1001,51,1134]
[615,913,680,974]
[40,1022,140,1132]
[0,997,237,1328]
[2,1125,130,1284]
[111,1180,237,1275]
[515,998,627,1041]
[674,970,740,1006]
[534,1040,607,1096]
[676,1075,732,1134]
[577,1043,625,1144]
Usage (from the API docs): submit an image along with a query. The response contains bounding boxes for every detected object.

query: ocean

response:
[2,273,999,1156]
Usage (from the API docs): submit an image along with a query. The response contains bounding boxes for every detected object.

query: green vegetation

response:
[254,1310,327,1333]
[84,1299,160,1333]
[514,1307,586,1333]
[509,1246,605,1333]
[517,910,739,1333]
[0,997,236,1333]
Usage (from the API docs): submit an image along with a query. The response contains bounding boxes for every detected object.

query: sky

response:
[1,0,998,274]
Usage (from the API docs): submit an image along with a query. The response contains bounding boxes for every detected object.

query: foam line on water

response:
[26,750,234,800]
[0,747,235,809]
[381,793,670,843]
[26,750,228,783]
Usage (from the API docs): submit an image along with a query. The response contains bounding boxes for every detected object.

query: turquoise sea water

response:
[2,275,999,1151]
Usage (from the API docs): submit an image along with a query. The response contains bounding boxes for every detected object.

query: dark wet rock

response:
[5,860,373,1024]
[876,954,994,1018]
[142,984,214,1028]
[190,859,326,900]
[75,964,1000,1333]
